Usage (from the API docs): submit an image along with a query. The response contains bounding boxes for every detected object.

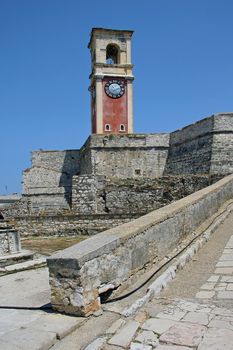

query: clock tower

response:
[88,28,134,134]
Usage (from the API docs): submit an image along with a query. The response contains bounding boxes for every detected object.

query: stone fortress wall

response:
[165,113,233,175]
[79,133,170,178]
[23,150,80,212]
[2,113,233,236]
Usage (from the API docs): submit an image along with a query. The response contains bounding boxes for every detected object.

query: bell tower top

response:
[88,28,134,80]
[88,28,134,135]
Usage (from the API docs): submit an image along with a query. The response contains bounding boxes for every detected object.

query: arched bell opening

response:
[106,44,120,65]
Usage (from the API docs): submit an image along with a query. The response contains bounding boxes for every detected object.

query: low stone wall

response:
[47,174,233,316]
[4,175,218,237]
[0,220,21,256]
[72,174,214,215]
[7,214,138,237]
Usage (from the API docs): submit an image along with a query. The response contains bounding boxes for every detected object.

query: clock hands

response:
[104,80,125,98]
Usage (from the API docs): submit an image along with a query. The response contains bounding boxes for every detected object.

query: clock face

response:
[105,80,125,99]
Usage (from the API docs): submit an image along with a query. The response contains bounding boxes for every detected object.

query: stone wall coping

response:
[31,149,80,154]
[0,195,21,201]
[48,173,233,267]
[79,133,170,152]
[170,113,233,136]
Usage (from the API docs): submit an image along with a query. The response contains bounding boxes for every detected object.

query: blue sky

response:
[1,0,233,194]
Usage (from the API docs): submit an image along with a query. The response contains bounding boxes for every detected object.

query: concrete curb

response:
[0,258,47,276]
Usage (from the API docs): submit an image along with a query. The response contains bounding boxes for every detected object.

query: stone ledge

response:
[47,174,233,316]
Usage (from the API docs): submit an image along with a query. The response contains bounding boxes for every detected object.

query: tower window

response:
[105,124,111,131]
[106,44,119,64]
[135,169,141,176]
[119,124,126,132]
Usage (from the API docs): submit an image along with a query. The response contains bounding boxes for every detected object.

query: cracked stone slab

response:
[196,291,215,299]
[182,311,210,325]
[155,346,192,350]
[198,327,233,350]
[0,309,43,333]
[221,276,233,282]
[214,267,233,275]
[200,282,216,290]
[219,254,233,261]
[84,336,107,350]
[216,261,233,267]
[0,340,22,350]
[130,343,152,350]
[103,346,122,350]
[108,320,139,348]
[27,313,84,339]
[141,318,177,335]
[211,307,233,316]
[155,309,186,321]
[175,300,198,312]
[135,330,159,347]
[0,328,57,350]
[217,291,233,299]
[105,319,125,335]
[208,319,233,330]
[159,322,206,347]
[207,275,220,282]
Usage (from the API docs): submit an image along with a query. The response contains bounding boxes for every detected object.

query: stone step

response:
[0,256,46,274]
[0,229,17,233]
[0,250,34,268]
[0,222,14,230]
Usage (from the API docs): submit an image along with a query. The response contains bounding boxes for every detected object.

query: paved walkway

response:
[0,267,85,350]
[102,298,233,349]
[83,212,233,349]
[2,210,233,349]
[196,234,233,301]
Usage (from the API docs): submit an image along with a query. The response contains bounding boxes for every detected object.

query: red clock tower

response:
[88,28,134,134]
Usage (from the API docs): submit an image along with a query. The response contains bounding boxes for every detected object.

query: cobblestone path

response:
[2,211,233,349]
[83,213,233,350]
[196,234,233,301]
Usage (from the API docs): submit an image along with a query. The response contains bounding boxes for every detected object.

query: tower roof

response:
[88,27,134,48]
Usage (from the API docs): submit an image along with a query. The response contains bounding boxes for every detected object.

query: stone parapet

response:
[47,174,233,316]
[81,133,170,149]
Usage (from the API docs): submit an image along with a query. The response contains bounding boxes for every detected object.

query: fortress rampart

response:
[2,113,233,236]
